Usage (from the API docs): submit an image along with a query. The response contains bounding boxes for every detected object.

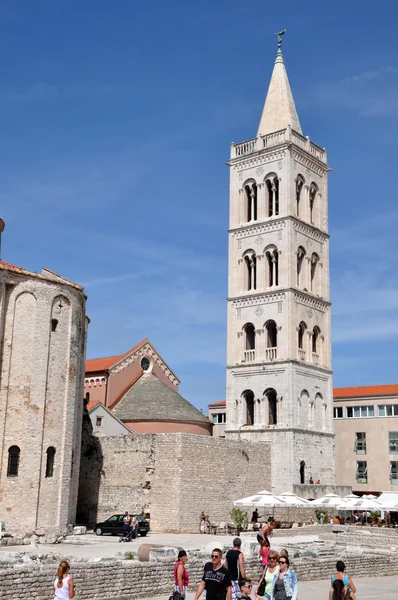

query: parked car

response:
[94,514,149,537]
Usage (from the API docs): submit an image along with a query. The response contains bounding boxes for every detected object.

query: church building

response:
[225,35,336,491]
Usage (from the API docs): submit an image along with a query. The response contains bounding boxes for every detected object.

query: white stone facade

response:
[0,263,87,535]
[225,47,335,492]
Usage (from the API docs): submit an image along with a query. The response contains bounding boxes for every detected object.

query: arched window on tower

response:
[309,183,318,225]
[296,175,304,218]
[244,182,258,223]
[243,390,255,425]
[266,176,279,217]
[244,323,255,362]
[312,326,321,357]
[297,247,306,288]
[7,446,20,477]
[45,447,56,478]
[265,247,279,288]
[310,253,319,293]
[265,389,278,425]
[298,321,307,360]
[265,320,277,361]
[244,185,252,222]
[243,251,256,291]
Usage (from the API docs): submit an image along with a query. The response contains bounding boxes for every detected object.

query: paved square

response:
[143,576,398,600]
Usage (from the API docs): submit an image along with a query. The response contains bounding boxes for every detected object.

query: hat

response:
[233,537,242,547]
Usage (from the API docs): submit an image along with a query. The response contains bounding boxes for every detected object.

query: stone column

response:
[255,328,264,361]
[237,331,244,362]
[257,183,266,220]
[257,255,265,291]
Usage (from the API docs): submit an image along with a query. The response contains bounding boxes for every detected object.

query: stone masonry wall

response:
[1,546,398,600]
[77,433,272,532]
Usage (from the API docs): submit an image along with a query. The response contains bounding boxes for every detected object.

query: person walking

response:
[257,521,275,545]
[330,561,356,600]
[270,555,298,600]
[259,538,270,567]
[256,550,279,600]
[193,548,232,600]
[331,580,345,600]
[174,550,189,600]
[225,537,246,600]
[53,561,75,599]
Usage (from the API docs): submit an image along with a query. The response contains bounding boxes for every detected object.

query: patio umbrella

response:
[275,491,311,523]
[308,493,347,507]
[276,491,311,506]
[234,489,287,508]
[233,489,287,522]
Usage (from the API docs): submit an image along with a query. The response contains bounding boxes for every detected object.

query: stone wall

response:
[1,546,398,600]
[0,269,87,536]
[77,432,272,532]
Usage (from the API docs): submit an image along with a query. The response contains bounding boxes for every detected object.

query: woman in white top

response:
[54,561,75,599]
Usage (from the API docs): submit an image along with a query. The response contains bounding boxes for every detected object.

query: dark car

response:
[94,514,149,537]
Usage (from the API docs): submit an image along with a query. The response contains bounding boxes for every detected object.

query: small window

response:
[355,432,366,455]
[141,357,151,372]
[378,405,385,417]
[51,319,58,332]
[96,417,103,427]
[45,447,56,478]
[356,461,368,483]
[334,407,343,419]
[7,446,20,477]
[346,407,353,418]
[389,432,398,454]
[390,461,398,484]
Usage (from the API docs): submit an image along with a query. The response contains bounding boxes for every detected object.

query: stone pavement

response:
[0,531,319,559]
[142,575,398,600]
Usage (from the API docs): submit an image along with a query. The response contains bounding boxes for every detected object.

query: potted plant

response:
[230,507,247,535]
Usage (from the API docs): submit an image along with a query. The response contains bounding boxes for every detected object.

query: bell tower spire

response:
[257,30,302,137]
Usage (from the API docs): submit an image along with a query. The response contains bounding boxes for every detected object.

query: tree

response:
[230,507,247,533]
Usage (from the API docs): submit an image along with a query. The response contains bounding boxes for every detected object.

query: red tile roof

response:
[334,384,398,399]
[85,339,148,373]
[0,261,83,290]
[209,400,226,407]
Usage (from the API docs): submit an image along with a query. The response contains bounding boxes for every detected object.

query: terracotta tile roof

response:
[0,260,83,290]
[85,339,148,373]
[334,384,398,399]
[209,400,226,407]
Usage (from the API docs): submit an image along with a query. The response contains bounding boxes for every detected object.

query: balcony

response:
[312,352,320,364]
[266,347,277,361]
[243,350,255,362]
[298,349,305,361]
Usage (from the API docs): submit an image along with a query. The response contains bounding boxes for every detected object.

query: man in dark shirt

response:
[225,538,246,600]
[193,548,232,600]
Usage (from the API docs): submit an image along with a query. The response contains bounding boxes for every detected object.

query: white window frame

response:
[356,461,368,483]
[389,432,398,454]
[390,461,398,484]
[333,407,343,419]
[96,416,103,427]
[346,405,374,418]
[378,404,398,417]
[354,432,366,455]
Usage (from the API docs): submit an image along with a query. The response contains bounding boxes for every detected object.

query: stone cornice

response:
[228,287,330,307]
[293,290,331,310]
[227,359,332,375]
[229,215,329,238]
[225,427,334,438]
[110,341,180,387]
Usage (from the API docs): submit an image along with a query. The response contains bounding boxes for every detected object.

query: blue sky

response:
[1,1,397,411]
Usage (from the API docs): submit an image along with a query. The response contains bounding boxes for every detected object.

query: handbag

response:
[173,591,183,600]
[257,568,267,597]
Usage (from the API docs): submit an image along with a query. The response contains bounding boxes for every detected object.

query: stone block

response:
[73,526,87,535]
[241,539,260,557]
[149,547,179,561]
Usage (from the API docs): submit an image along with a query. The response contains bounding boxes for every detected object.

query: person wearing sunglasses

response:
[256,550,279,600]
[237,577,253,600]
[193,549,232,600]
[270,555,298,600]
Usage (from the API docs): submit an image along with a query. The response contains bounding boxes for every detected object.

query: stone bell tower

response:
[225,33,335,492]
